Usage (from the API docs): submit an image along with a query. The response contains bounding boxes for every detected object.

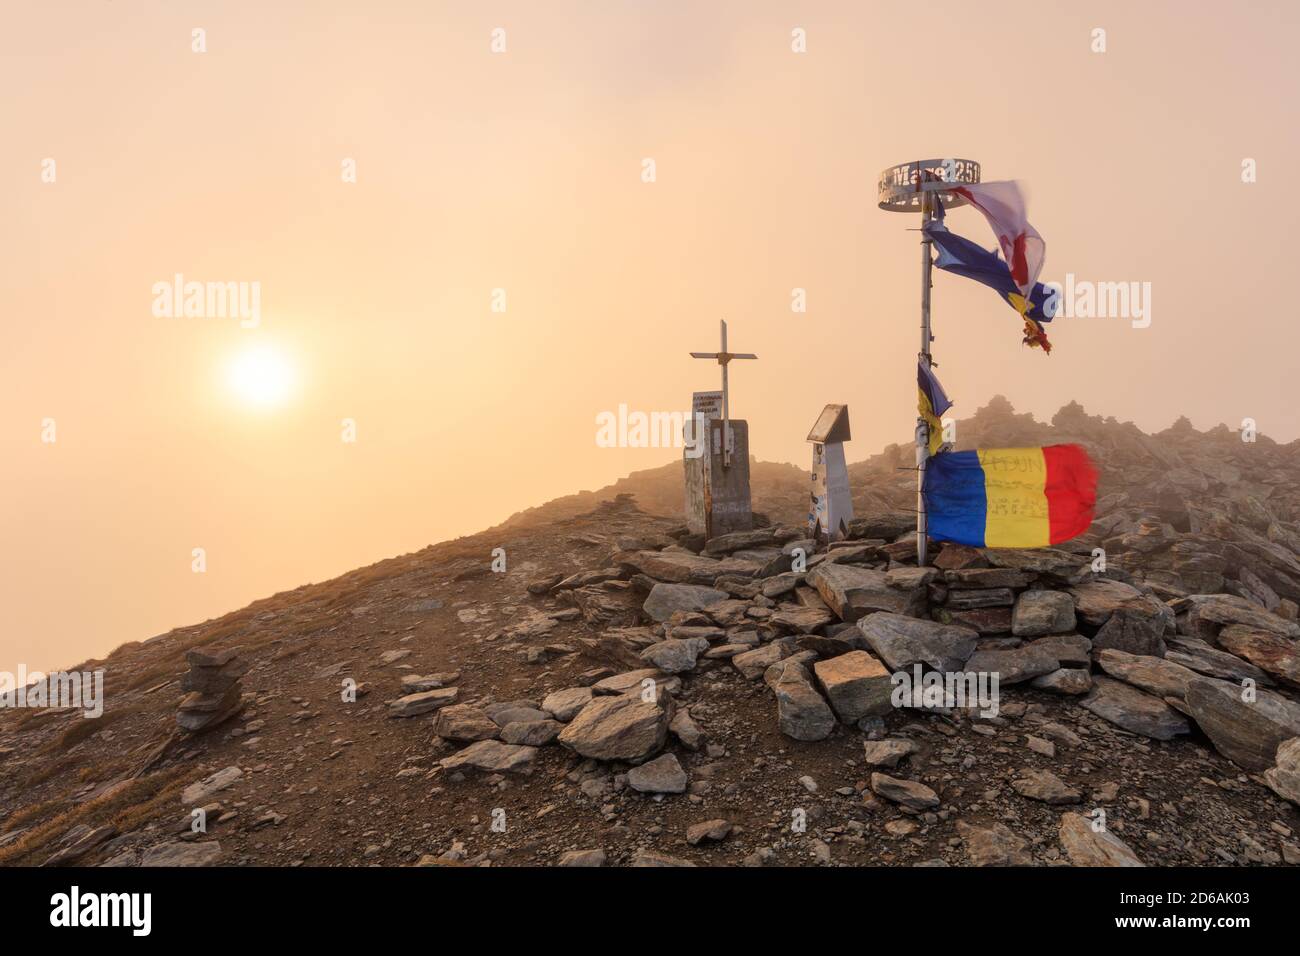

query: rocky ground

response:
[2,397,1299,868]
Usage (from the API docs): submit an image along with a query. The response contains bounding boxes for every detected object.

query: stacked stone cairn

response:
[177,646,247,732]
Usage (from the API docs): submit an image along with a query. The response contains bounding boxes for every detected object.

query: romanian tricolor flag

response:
[923,445,1097,548]
[917,360,952,456]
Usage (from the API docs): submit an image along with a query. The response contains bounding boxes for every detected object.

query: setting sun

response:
[225,343,298,409]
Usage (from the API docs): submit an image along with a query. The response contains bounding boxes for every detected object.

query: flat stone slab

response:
[439,739,538,774]
[1011,769,1082,804]
[812,651,893,723]
[626,753,688,793]
[642,583,729,623]
[542,687,593,722]
[806,564,926,623]
[1096,649,1200,701]
[1012,590,1076,636]
[431,704,500,742]
[859,612,979,673]
[1183,677,1300,771]
[964,645,1060,685]
[140,841,223,867]
[181,766,242,806]
[1058,812,1144,867]
[870,773,939,810]
[1081,676,1190,740]
[557,695,669,762]
[861,738,917,769]
[773,663,835,742]
[388,687,458,718]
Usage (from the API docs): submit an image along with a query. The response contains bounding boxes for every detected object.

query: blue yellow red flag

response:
[917,360,952,456]
[923,445,1097,548]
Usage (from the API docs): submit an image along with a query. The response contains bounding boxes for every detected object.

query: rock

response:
[732,642,791,680]
[181,766,242,806]
[499,719,563,746]
[1264,737,1300,806]
[1081,676,1190,740]
[1012,769,1082,804]
[140,841,223,867]
[42,825,118,867]
[557,695,669,762]
[769,605,835,634]
[626,752,688,793]
[703,529,776,555]
[685,818,732,844]
[870,773,940,810]
[642,583,728,623]
[400,672,460,693]
[1215,626,1300,688]
[631,850,696,867]
[485,702,550,726]
[773,663,836,742]
[984,548,1081,579]
[388,687,459,718]
[859,612,979,673]
[944,568,1031,589]
[806,564,926,623]
[964,645,1060,685]
[379,649,412,665]
[933,606,1013,634]
[439,739,537,774]
[180,657,248,695]
[558,848,606,867]
[1066,579,1144,626]
[1012,590,1076,636]
[1030,668,1092,694]
[640,637,710,674]
[1092,604,1168,657]
[1058,812,1144,867]
[1183,678,1300,771]
[1096,649,1200,701]
[1165,638,1272,684]
[669,708,703,750]
[934,543,990,570]
[541,687,593,722]
[945,587,1015,610]
[812,651,893,723]
[591,669,664,696]
[431,705,500,742]
[527,573,564,595]
[1027,633,1092,668]
[861,738,917,769]
[1182,593,1300,640]
[762,572,803,599]
[956,820,1032,866]
[849,512,916,540]
[187,647,238,668]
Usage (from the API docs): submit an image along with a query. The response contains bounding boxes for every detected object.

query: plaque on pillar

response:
[684,321,756,538]
[806,404,853,541]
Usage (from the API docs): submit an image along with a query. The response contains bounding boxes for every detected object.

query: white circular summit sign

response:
[877,158,981,212]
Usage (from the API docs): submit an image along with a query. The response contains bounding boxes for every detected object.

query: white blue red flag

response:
[950,181,1044,297]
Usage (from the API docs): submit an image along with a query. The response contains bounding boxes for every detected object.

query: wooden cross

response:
[690,319,757,468]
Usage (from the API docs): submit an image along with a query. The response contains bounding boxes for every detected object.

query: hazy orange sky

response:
[3,1,1297,675]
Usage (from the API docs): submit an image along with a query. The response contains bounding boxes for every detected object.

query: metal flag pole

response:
[916,187,934,566]
[877,157,982,567]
